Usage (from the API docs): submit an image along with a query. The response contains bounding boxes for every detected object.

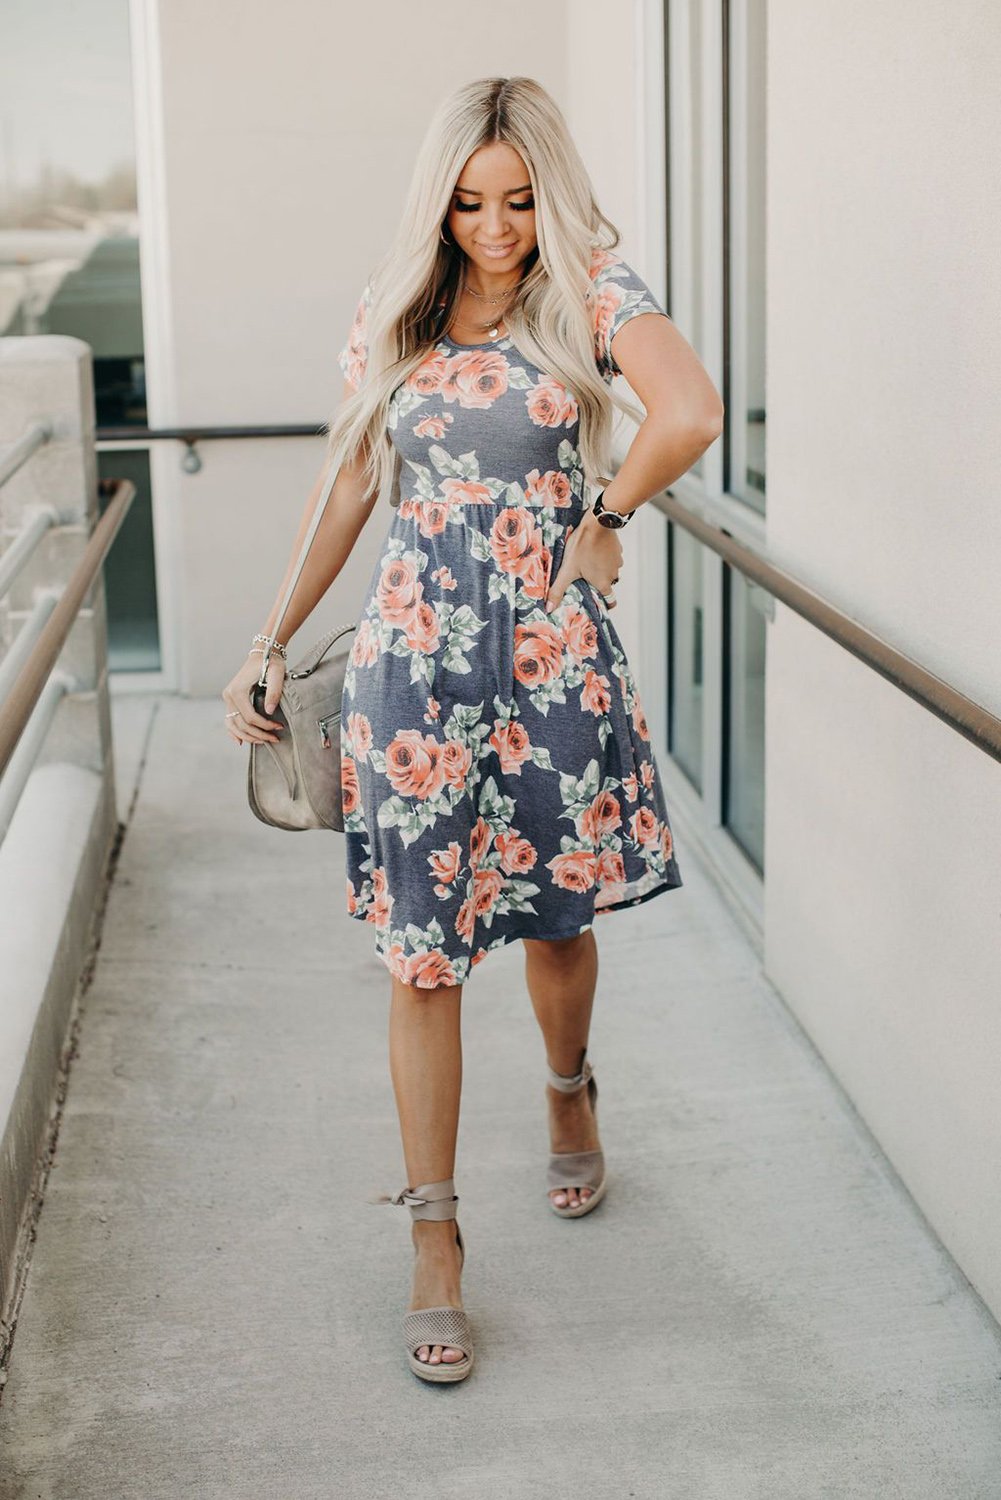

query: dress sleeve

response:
[590,251,670,378]
[337,279,372,392]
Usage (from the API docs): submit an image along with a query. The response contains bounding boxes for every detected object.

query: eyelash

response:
[453,199,534,213]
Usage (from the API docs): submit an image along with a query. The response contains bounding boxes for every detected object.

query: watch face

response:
[597,510,626,528]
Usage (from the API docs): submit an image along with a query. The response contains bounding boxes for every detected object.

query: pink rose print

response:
[376,557,423,625]
[596,848,626,886]
[414,412,453,439]
[423,695,440,724]
[385,730,446,800]
[413,500,450,538]
[640,760,656,790]
[455,898,475,944]
[407,351,449,397]
[525,468,572,507]
[366,867,394,929]
[629,807,660,846]
[632,699,651,741]
[346,711,372,760]
[526,376,578,429]
[441,349,510,409]
[577,790,622,846]
[432,565,457,590]
[441,478,493,507]
[580,669,612,716]
[489,719,533,774]
[593,283,625,365]
[442,739,472,791]
[563,609,598,661]
[546,850,598,892]
[340,756,360,815]
[496,831,538,874]
[404,949,458,988]
[350,618,379,667]
[513,620,563,686]
[472,866,504,916]
[469,816,491,869]
[428,840,463,897]
[404,599,441,654]
[621,771,639,802]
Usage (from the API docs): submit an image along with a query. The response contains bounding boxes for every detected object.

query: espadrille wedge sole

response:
[370,1177,474,1383]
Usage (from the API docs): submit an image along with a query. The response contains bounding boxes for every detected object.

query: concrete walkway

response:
[2,694,1000,1499]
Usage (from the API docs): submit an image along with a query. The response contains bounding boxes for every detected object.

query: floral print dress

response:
[336,248,683,989]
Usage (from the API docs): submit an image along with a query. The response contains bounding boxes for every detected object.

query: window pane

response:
[0,0,146,429]
[668,522,704,793]
[97,449,161,673]
[722,564,765,869]
[725,0,767,510]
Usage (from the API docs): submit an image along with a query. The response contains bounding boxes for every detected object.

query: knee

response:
[523,931,591,963]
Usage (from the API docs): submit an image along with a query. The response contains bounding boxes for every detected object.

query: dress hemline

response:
[346,868,683,989]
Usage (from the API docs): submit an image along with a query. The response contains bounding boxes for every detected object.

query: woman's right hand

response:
[221,652,286,746]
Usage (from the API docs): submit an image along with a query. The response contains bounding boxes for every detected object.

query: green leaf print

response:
[441,645,471,673]
[530,745,555,771]
[428,443,479,481]
[467,529,492,563]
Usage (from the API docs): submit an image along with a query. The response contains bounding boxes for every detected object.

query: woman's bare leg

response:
[522,930,602,1209]
[388,976,466,1365]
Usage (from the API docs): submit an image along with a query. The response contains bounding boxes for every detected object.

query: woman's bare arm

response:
[258,378,379,647]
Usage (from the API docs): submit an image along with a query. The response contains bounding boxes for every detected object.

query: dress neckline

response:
[439,331,512,351]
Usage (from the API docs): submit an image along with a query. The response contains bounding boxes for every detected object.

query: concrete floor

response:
[1,694,1000,1499]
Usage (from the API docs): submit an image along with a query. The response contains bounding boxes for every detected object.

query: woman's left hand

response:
[545,507,623,612]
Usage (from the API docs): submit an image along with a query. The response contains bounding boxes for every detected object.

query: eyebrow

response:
[452,184,532,195]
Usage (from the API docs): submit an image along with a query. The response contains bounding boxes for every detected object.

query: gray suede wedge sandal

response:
[546,1051,607,1218]
[371,1177,474,1384]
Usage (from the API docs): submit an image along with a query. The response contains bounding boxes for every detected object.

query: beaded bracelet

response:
[251,633,288,659]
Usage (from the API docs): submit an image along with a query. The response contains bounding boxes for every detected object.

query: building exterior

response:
[3,0,999,1323]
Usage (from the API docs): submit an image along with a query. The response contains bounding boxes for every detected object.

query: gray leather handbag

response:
[246,455,357,832]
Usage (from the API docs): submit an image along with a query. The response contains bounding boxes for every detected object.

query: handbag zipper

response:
[317,713,337,749]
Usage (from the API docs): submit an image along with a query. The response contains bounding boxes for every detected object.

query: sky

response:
[0,0,135,199]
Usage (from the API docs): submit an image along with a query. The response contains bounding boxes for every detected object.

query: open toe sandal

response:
[546,1051,607,1218]
[370,1176,474,1383]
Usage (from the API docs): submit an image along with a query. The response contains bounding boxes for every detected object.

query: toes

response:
[442,1346,465,1362]
[418,1345,430,1362]
[580,1187,593,1201]
[429,1344,442,1364]
[551,1190,568,1207]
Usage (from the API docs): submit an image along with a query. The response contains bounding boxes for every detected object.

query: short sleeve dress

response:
[335,247,683,989]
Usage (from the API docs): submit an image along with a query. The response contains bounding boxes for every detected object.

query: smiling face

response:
[445,141,538,280]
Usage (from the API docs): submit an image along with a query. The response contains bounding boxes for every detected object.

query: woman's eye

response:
[453,199,535,213]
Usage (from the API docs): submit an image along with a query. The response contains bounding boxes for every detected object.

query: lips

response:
[479,243,516,254]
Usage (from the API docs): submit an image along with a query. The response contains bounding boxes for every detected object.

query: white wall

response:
[765,1,1001,1319]
[134,0,656,697]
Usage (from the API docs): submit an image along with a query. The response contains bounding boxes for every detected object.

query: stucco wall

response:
[764,0,1001,1318]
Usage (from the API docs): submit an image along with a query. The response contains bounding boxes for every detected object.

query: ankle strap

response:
[368,1177,458,1220]
[547,1052,593,1092]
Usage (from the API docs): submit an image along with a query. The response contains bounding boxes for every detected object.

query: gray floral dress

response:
[336,248,683,988]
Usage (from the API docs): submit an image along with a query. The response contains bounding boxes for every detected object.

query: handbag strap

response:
[256,459,342,688]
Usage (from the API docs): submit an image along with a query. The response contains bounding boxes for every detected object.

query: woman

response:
[222,76,723,1384]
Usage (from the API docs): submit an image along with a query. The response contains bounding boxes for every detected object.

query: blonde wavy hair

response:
[323,75,647,507]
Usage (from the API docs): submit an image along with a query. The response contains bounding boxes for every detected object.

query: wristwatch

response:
[591,489,634,529]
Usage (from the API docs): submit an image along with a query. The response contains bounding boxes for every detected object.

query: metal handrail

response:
[96,422,326,443]
[0,420,52,488]
[650,489,1001,764]
[0,478,136,783]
